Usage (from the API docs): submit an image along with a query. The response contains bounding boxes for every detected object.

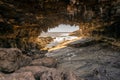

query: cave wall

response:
[0,0,120,50]
[0,0,67,51]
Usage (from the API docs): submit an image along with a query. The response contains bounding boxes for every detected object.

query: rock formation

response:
[0,48,78,80]
[0,0,120,49]
[0,48,32,73]
[30,57,57,68]
[0,0,120,79]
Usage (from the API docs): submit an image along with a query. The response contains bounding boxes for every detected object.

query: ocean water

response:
[39,24,79,48]
[39,24,79,37]
[54,36,77,42]
[46,33,78,48]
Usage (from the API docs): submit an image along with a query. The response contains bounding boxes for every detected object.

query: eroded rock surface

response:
[0,48,32,73]
[0,72,35,80]
[30,57,57,68]
[17,66,78,80]
[0,0,120,80]
[0,0,120,50]
[0,48,78,80]
[46,38,120,80]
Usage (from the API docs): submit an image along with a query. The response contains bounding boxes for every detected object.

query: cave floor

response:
[46,38,120,80]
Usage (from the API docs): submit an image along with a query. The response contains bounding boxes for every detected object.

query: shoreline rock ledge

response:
[0,48,79,80]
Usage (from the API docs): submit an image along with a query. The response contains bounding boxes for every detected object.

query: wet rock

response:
[0,48,32,73]
[0,72,35,80]
[30,57,57,68]
[17,66,78,80]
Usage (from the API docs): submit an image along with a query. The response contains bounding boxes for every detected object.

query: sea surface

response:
[39,24,79,48]
[39,32,78,48]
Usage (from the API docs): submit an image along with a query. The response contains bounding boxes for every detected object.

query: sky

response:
[48,24,79,32]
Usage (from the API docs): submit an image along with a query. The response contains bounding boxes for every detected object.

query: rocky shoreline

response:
[46,37,120,80]
[0,37,120,80]
[0,0,120,80]
[0,48,78,80]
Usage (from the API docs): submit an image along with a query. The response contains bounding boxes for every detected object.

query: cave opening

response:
[48,24,79,32]
[0,0,120,80]
[38,24,80,50]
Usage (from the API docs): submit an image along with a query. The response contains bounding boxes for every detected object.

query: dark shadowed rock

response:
[17,66,79,80]
[0,48,32,73]
[67,38,96,48]
[30,57,57,68]
[25,49,47,60]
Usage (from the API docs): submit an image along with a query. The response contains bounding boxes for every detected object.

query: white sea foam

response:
[46,33,78,48]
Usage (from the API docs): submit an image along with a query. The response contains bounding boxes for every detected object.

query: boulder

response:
[0,72,35,80]
[17,66,79,80]
[0,48,32,73]
[30,57,57,68]
[38,70,78,80]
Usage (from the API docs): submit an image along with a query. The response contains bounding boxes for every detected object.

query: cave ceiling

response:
[0,0,120,38]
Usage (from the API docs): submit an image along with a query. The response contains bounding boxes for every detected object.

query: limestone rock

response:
[0,48,32,73]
